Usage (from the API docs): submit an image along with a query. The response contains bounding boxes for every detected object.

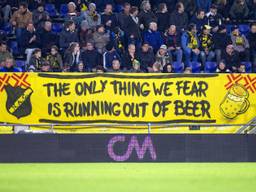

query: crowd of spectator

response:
[0,0,256,73]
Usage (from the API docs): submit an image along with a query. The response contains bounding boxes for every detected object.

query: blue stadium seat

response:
[8,41,19,55]
[188,61,201,73]
[205,61,217,73]
[241,61,252,73]
[52,23,63,33]
[239,24,250,35]
[15,60,26,71]
[226,24,233,34]
[2,23,13,35]
[60,4,68,17]
[45,4,57,17]
[172,61,184,73]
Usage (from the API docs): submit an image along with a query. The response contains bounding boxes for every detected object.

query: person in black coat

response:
[156,3,169,33]
[101,4,118,32]
[139,41,155,72]
[169,2,188,32]
[36,21,58,55]
[213,24,231,64]
[59,20,79,50]
[138,0,157,30]
[123,6,142,46]
[81,42,102,72]
[123,43,140,70]
[247,23,256,72]
[221,44,241,72]
[117,2,131,30]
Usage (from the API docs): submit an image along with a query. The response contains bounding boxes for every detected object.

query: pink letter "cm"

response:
[108,135,157,162]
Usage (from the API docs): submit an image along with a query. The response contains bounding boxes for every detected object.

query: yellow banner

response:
[0,73,255,125]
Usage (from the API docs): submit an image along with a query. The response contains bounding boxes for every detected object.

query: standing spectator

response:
[155,44,172,69]
[46,45,63,72]
[206,4,223,31]
[156,3,169,33]
[0,42,12,66]
[29,48,44,71]
[143,22,164,53]
[164,25,183,64]
[196,0,212,12]
[247,23,256,72]
[21,23,38,65]
[139,41,155,72]
[94,0,114,12]
[111,27,125,56]
[123,6,141,47]
[214,0,231,20]
[81,42,102,71]
[0,0,11,23]
[169,2,188,32]
[179,0,196,17]
[222,44,241,72]
[190,9,208,32]
[83,3,101,30]
[138,0,157,30]
[59,20,79,50]
[92,25,110,54]
[117,2,131,30]
[101,4,118,32]
[0,57,22,72]
[229,0,249,20]
[230,26,250,61]
[10,2,32,52]
[32,3,50,30]
[181,23,200,67]
[103,42,121,70]
[199,25,215,67]
[123,44,140,70]
[63,42,81,71]
[37,21,58,55]
[213,24,231,64]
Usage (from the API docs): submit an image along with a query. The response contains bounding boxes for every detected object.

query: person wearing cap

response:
[229,0,249,20]
[230,25,250,62]
[139,41,155,72]
[221,44,241,72]
[59,20,79,50]
[103,42,121,70]
[164,25,183,65]
[83,3,101,30]
[213,24,232,64]
[155,44,173,70]
[206,4,223,31]
[143,22,164,53]
[181,23,200,67]
[199,25,215,68]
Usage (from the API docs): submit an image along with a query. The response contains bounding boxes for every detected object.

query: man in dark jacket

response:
[81,42,102,72]
[190,9,208,32]
[59,20,79,50]
[222,44,241,72]
[101,4,118,32]
[247,23,256,72]
[206,4,223,32]
[169,2,188,32]
[213,25,231,64]
[117,2,131,30]
[139,41,155,72]
[32,3,49,30]
[37,21,58,55]
[156,3,169,33]
[138,0,157,30]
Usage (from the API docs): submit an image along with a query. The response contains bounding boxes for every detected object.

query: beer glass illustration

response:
[220,84,250,119]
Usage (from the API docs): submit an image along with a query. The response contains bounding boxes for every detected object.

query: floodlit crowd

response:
[0,0,256,73]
